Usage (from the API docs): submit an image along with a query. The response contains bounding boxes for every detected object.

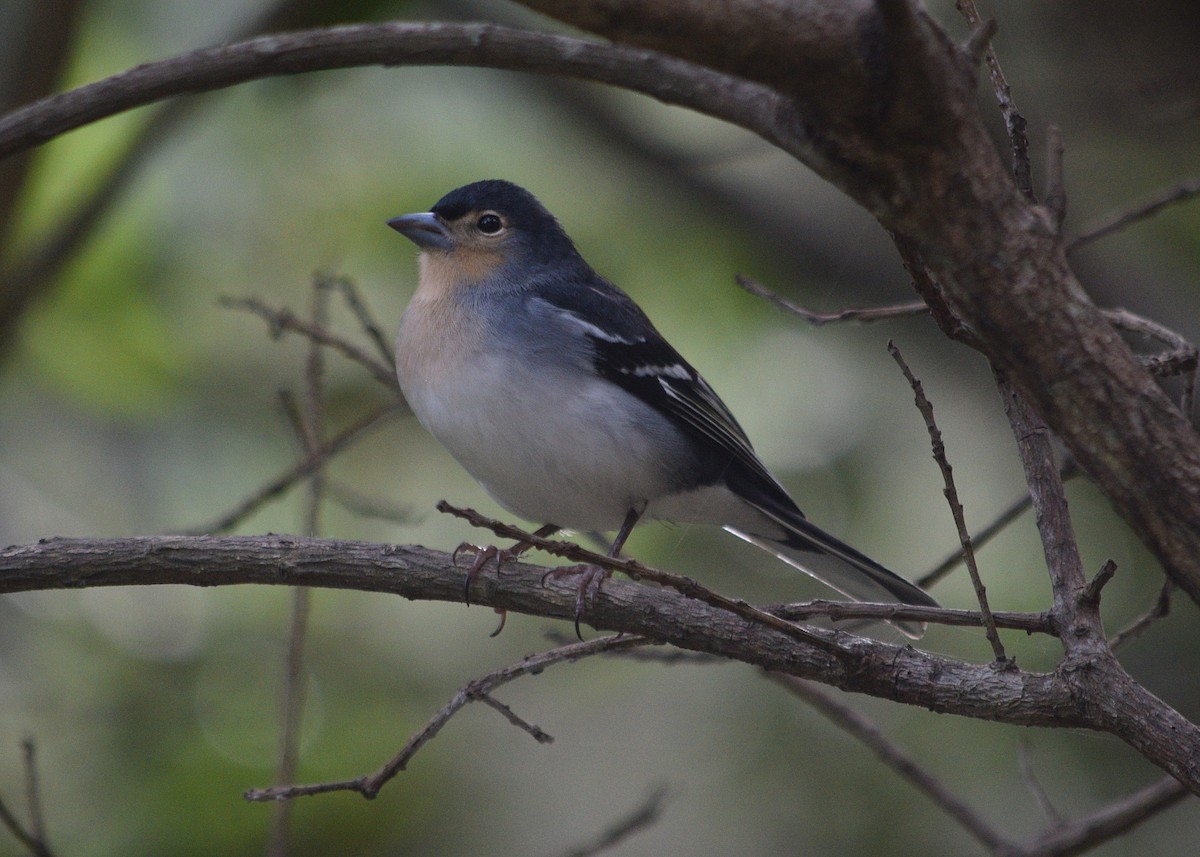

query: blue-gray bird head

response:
[388,180,582,286]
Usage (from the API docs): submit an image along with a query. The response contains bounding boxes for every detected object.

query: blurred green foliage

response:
[1,1,1198,855]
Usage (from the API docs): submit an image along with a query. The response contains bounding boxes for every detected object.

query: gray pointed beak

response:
[387,211,452,250]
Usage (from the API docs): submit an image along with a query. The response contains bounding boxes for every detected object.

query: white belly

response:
[398,313,683,531]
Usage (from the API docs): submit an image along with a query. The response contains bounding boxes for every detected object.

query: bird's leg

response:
[454,523,559,613]
[543,507,642,639]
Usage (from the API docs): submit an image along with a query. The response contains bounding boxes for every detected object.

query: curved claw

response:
[489,607,508,638]
[451,541,478,568]
[457,543,525,607]
[542,564,610,640]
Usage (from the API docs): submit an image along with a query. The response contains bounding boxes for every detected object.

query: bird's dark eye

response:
[477,213,504,235]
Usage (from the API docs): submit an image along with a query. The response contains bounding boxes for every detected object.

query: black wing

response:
[531,271,804,517]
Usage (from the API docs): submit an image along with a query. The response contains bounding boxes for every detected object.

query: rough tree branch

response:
[2,534,1198,794]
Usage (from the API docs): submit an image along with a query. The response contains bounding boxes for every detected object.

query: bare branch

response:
[185,403,398,535]
[996,379,1094,642]
[327,276,393,368]
[1080,560,1118,608]
[219,295,398,390]
[0,23,787,165]
[772,675,1010,851]
[768,600,1053,635]
[246,635,649,801]
[437,501,841,652]
[1110,580,1174,654]
[961,17,998,69]
[1013,776,1189,857]
[4,533,1199,790]
[324,481,415,524]
[1017,741,1062,824]
[0,740,54,857]
[736,274,929,325]
[920,489,1030,590]
[555,787,669,857]
[0,0,364,354]
[956,0,1033,199]
[266,279,331,857]
[0,535,1095,722]
[889,342,1005,660]
[1068,179,1200,252]
[476,693,554,744]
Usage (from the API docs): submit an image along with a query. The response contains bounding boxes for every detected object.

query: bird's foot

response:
[452,542,523,606]
[541,563,611,640]
[453,542,528,637]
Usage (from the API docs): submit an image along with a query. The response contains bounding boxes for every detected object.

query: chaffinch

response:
[389,179,937,636]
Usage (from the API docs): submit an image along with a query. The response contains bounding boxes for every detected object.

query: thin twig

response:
[476,694,554,744]
[268,586,311,856]
[1103,306,1197,353]
[1014,776,1189,857]
[245,635,651,801]
[554,787,669,857]
[1017,741,1062,824]
[767,600,1053,635]
[889,342,1006,661]
[0,740,54,857]
[919,491,1030,590]
[919,457,1080,593]
[328,276,393,367]
[19,741,48,856]
[1067,179,1200,252]
[772,675,1011,851]
[185,403,398,535]
[956,0,1033,199]
[996,378,1095,649]
[219,295,398,390]
[736,274,928,325]
[1103,306,1199,417]
[961,17,997,67]
[266,281,330,857]
[436,502,846,653]
[1110,580,1174,653]
[302,282,332,533]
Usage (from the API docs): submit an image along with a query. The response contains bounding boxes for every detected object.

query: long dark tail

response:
[727,513,938,639]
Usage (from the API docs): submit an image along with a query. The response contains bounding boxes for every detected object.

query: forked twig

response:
[245,635,650,801]
[218,295,398,390]
[956,0,1033,200]
[326,276,393,367]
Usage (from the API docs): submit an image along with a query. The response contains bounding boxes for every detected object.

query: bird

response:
[388,179,938,637]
